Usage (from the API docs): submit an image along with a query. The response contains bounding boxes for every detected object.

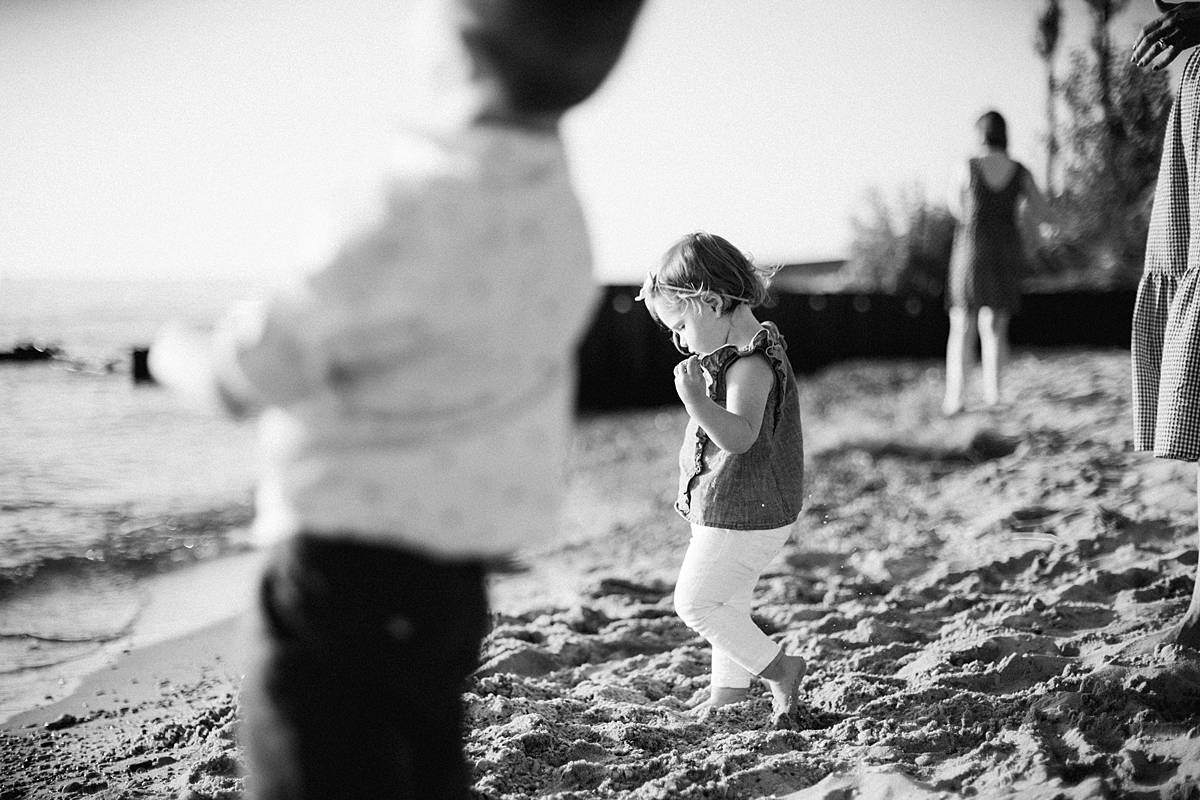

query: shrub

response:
[1046,51,1173,287]
[843,184,955,296]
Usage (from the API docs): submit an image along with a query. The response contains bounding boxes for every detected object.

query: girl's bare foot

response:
[687,686,749,720]
[758,651,807,729]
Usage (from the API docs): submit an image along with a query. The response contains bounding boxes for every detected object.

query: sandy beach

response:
[4,347,1200,799]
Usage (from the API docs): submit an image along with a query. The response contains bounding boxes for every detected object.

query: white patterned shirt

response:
[201,123,596,558]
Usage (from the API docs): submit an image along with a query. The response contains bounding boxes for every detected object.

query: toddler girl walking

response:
[637,232,808,729]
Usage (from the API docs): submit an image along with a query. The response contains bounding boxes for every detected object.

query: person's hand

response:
[1037,221,1060,242]
[673,356,708,406]
[1132,2,1200,70]
[149,322,224,411]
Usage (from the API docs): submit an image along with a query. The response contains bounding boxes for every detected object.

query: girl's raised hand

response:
[1132,2,1200,70]
[673,356,708,406]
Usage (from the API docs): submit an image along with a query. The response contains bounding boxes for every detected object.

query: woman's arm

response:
[675,354,774,454]
[1020,168,1058,227]
[947,161,969,222]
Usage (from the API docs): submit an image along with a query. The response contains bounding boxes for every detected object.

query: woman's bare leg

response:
[943,307,976,415]
[978,306,1010,406]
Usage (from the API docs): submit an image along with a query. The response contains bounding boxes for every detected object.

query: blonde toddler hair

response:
[638,232,778,322]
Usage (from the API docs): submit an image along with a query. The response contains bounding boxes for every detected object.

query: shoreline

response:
[4,614,249,732]
[0,549,265,727]
[0,542,602,731]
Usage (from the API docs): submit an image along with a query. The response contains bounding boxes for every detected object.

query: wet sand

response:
[4,348,1200,799]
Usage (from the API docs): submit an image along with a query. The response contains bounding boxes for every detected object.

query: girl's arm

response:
[676,354,774,454]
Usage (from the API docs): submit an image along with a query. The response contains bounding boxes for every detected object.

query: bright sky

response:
[0,0,1160,284]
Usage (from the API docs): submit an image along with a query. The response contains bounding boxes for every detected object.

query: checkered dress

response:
[1132,48,1200,462]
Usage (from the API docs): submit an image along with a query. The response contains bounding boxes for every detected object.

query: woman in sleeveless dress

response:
[942,110,1055,416]
[1131,1,1200,650]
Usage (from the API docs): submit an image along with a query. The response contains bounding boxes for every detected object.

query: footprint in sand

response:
[1001,600,1116,636]
[1092,628,1200,664]
[965,429,1022,462]
[1005,505,1059,533]
[1054,566,1162,604]
[956,651,1074,693]
[897,633,1062,683]
[809,672,906,713]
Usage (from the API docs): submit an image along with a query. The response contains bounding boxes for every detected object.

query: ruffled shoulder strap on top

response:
[754,322,791,387]
[698,322,790,386]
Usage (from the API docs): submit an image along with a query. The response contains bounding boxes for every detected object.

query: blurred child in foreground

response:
[150,2,642,797]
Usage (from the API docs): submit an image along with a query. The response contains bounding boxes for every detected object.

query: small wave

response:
[0,630,129,644]
[0,561,142,644]
[0,504,255,596]
[0,505,253,647]
[0,637,108,675]
[0,499,56,513]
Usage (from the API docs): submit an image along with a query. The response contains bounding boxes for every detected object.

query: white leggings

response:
[673,523,794,689]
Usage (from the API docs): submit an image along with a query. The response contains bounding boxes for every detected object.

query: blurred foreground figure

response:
[1131,1,1200,651]
[150,1,643,797]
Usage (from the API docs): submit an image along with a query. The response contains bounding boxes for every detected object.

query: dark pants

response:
[241,534,490,800]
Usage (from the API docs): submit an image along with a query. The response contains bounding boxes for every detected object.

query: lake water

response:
[0,276,274,721]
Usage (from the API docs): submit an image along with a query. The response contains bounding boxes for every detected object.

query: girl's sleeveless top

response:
[675,322,805,530]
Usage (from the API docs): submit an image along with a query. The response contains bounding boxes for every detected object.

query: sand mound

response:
[4,350,1199,799]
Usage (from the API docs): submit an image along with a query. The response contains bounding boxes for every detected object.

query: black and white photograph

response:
[3,2,1200,798]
